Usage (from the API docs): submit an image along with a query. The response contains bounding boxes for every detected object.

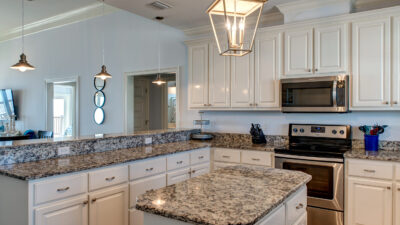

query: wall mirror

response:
[94,78,106,91]
[94,91,105,107]
[94,108,105,125]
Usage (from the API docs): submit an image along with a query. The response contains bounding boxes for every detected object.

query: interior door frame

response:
[44,76,80,137]
[123,67,181,133]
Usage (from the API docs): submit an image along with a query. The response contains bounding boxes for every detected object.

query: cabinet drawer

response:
[214,148,241,163]
[241,151,272,167]
[167,152,190,171]
[286,186,307,225]
[167,168,190,185]
[34,173,88,205]
[213,162,238,170]
[348,160,393,180]
[191,163,210,178]
[129,174,166,208]
[130,157,166,180]
[190,148,210,165]
[89,165,128,191]
[396,164,400,181]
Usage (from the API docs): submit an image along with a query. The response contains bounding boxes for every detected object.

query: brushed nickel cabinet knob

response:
[393,101,398,105]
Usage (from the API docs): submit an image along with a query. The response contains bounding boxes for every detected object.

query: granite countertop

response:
[136,166,311,225]
[211,142,278,152]
[344,148,400,162]
[0,141,211,180]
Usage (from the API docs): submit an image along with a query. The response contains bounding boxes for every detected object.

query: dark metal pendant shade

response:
[10,53,35,72]
[95,65,112,80]
[152,74,166,85]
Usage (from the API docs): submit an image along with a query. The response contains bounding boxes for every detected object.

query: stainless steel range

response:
[275,124,352,225]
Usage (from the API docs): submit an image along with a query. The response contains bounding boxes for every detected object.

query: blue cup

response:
[364,134,379,151]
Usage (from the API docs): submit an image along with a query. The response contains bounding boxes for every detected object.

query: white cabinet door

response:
[284,28,313,76]
[292,212,307,225]
[254,31,281,109]
[231,50,255,107]
[190,163,210,178]
[314,23,348,74]
[167,168,190,186]
[347,177,392,225]
[257,204,285,225]
[188,44,209,108]
[396,183,400,225]
[209,43,230,108]
[393,16,400,108]
[35,195,88,225]
[351,18,391,108]
[89,184,128,225]
[129,174,166,208]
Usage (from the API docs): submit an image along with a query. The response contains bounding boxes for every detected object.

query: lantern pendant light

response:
[11,0,35,72]
[94,0,112,80]
[207,0,267,56]
[152,17,166,86]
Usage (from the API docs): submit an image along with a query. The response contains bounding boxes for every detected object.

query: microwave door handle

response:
[332,80,337,107]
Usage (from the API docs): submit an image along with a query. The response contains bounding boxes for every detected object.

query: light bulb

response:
[19,67,27,72]
[239,19,245,30]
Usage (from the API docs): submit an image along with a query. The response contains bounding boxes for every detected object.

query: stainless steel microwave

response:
[281,75,349,113]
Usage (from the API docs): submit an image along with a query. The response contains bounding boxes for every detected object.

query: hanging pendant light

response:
[94,0,112,80]
[152,16,166,85]
[11,0,35,72]
[207,0,267,56]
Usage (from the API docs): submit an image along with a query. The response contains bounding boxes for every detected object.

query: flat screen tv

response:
[0,89,16,120]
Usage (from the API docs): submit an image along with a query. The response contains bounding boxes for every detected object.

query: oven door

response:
[275,156,344,211]
[281,76,348,112]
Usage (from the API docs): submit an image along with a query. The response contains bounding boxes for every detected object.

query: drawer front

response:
[213,162,238,170]
[286,186,307,225]
[191,163,210,178]
[34,173,88,205]
[129,174,166,208]
[89,165,128,191]
[167,168,190,185]
[190,148,210,165]
[167,152,190,171]
[214,148,241,163]
[396,164,400,181]
[130,157,166,180]
[241,151,272,167]
[348,160,393,180]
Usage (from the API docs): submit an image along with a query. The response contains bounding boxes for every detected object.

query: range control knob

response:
[299,128,305,133]
[332,130,337,134]
[293,128,298,133]
[340,130,345,135]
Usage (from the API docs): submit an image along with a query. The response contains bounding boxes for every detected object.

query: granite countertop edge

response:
[344,148,400,163]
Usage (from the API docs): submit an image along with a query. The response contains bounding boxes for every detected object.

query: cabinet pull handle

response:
[393,101,398,105]
[222,155,230,159]
[252,158,261,161]
[203,104,207,106]
[91,198,97,203]
[315,68,319,72]
[249,103,253,106]
[208,104,212,106]
[192,170,196,174]
[307,69,311,72]
[176,161,183,164]
[383,101,389,105]
[363,169,376,173]
[398,188,400,191]
[105,176,115,181]
[254,103,258,106]
[296,203,304,209]
[146,168,154,172]
[57,187,70,192]
[387,186,391,190]
[83,200,88,205]
[198,156,204,159]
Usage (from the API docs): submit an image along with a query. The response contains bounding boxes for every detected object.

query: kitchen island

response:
[136,166,311,225]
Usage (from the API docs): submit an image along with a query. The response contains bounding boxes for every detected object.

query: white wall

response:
[0,10,187,135]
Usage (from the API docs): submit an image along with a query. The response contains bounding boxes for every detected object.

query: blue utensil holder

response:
[364,134,379,151]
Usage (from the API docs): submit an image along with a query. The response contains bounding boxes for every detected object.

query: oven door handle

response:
[275,153,344,163]
[332,80,337,107]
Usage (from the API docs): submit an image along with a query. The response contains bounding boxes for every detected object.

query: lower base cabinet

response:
[397,183,400,225]
[89,184,129,225]
[35,195,89,225]
[347,177,393,225]
[293,212,307,225]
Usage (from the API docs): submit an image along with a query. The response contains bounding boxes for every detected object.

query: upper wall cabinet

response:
[209,43,231,108]
[188,44,209,108]
[254,31,281,109]
[231,48,255,107]
[351,18,391,109]
[393,16,400,109]
[283,23,349,77]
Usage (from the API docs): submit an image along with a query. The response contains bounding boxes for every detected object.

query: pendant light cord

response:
[21,0,25,53]
[102,0,105,66]
[158,20,161,74]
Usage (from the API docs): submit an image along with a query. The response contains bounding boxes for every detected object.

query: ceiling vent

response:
[149,1,172,10]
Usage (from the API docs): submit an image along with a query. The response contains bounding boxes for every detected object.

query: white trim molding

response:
[0,2,119,43]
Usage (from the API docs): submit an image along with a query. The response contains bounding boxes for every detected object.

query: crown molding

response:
[0,2,119,43]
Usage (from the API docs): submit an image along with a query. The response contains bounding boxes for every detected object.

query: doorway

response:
[46,78,79,137]
[125,68,180,133]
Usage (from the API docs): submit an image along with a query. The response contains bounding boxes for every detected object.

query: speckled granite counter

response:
[0,141,210,180]
[136,166,311,225]
[344,149,400,162]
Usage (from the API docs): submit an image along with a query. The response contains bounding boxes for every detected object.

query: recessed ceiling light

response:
[149,1,172,10]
